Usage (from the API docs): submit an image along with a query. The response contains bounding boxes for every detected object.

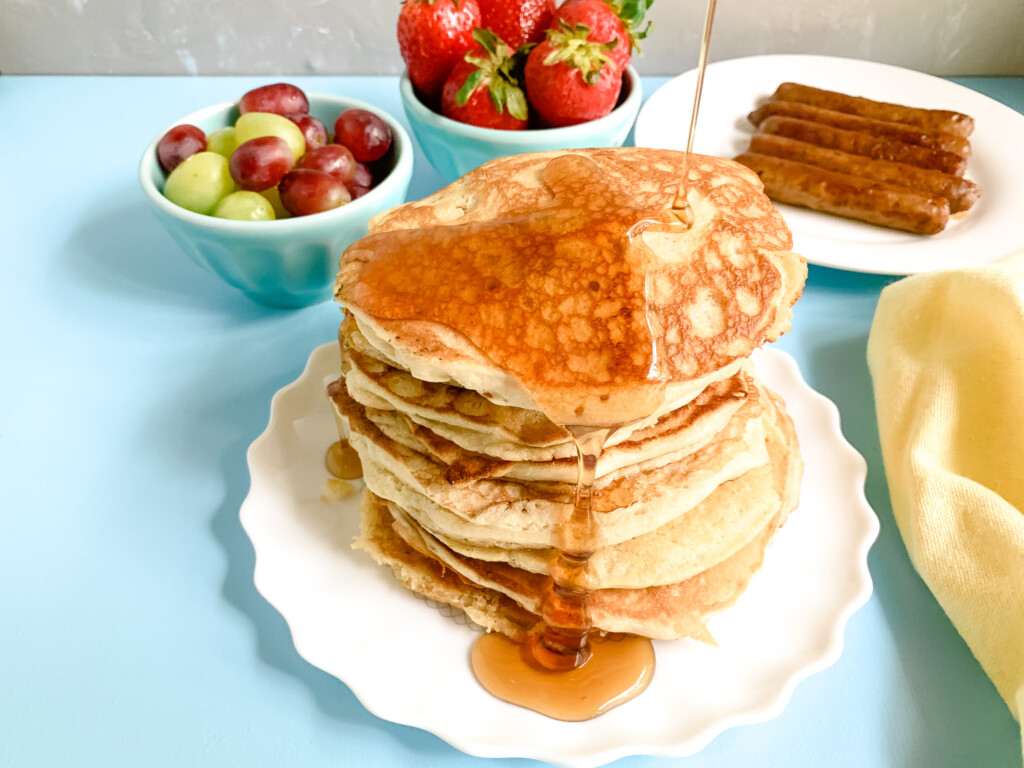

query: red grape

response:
[279,169,351,216]
[239,83,309,116]
[229,136,295,192]
[347,161,374,199]
[286,113,328,153]
[351,162,373,187]
[297,144,357,184]
[157,124,207,174]
[334,109,392,162]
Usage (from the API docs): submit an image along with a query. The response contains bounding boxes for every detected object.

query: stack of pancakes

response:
[330,148,807,643]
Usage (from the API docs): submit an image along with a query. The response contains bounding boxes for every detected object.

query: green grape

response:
[207,126,238,158]
[259,186,292,219]
[235,112,306,161]
[212,191,276,221]
[163,151,235,214]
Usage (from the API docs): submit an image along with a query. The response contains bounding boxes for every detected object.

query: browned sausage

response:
[756,116,967,176]
[748,100,971,158]
[748,133,981,213]
[734,151,950,234]
[771,82,975,138]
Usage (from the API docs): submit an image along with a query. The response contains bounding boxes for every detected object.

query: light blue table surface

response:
[2,73,1022,768]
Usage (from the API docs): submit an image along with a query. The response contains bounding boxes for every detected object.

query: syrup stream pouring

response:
[686,0,718,158]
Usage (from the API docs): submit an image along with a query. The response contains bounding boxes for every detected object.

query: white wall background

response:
[2,0,1022,76]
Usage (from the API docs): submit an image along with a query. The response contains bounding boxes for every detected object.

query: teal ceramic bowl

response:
[139,94,413,309]
[400,66,641,184]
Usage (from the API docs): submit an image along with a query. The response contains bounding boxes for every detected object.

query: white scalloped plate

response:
[240,342,878,767]
[634,55,1024,275]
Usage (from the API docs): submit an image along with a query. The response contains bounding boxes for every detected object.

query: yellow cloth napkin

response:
[867,253,1024,758]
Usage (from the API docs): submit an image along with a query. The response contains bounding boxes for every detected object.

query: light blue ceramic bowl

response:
[400,66,641,184]
[139,93,413,309]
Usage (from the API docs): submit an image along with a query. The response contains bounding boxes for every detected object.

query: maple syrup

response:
[685,0,718,158]
[472,632,655,722]
[325,439,362,479]
[473,422,657,720]
[529,427,608,670]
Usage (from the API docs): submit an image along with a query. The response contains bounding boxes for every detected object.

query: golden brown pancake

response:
[343,326,758,465]
[354,393,800,641]
[336,148,805,426]
[333,379,771,549]
[420,390,802,590]
[354,489,541,641]
[340,316,755,470]
[357,469,794,643]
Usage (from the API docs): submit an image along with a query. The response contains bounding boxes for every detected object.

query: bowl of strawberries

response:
[397,0,649,184]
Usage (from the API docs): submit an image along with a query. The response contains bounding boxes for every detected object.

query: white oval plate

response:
[634,54,1024,275]
[240,342,878,767]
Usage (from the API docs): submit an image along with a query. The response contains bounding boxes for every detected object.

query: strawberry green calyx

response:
[614,0,654,56]
[612,0,654,39]
[456,27,529,120]
[541,20,617,85]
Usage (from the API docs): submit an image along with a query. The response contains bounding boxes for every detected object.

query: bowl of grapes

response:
[139,83,414,308]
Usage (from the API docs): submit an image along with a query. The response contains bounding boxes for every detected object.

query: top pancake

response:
[336,148,805,426]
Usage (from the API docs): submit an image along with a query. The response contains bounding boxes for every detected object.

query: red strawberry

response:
[398,0,483,97]
[476,0,555,49]
[442,29,529,130]
[553,0,654,72]
[524,21,621,127]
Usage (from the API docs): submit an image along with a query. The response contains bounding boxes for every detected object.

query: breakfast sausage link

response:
[771,82,975,138]
[748,100,972,158]
[734,151,950,235]
[757,116,967,176]
[747,133,981,213]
